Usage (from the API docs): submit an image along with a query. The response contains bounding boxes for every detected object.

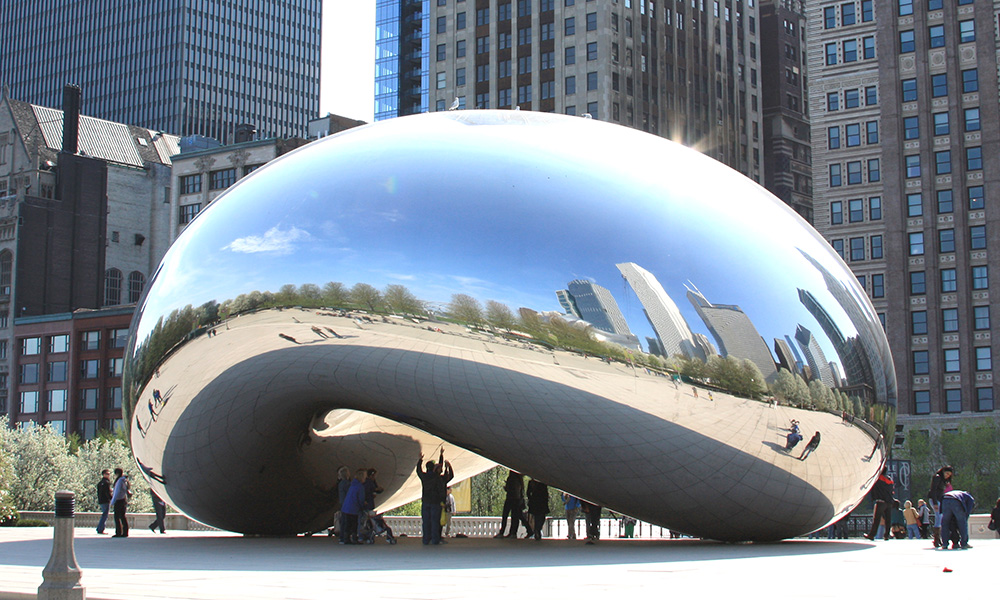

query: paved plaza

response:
[0,527,995,600]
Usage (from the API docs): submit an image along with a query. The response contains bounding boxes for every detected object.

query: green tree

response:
[771,368,797,405]
[383,284,424,316]
[485,300,516,332]
[277,283,299,305]
[351,283,383,312]
[449,293,483,326]
[298,283,322,304]
[322,281,349,307]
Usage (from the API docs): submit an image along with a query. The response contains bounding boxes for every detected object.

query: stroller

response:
[357,511,397,544]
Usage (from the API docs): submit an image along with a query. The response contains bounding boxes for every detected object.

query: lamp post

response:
[38,490,85,600]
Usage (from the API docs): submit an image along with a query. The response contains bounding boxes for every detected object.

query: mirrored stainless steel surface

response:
[124,111,896,541]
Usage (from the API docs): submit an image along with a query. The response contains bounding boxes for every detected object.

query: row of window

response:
[899,0,975,17]
[899,21,975,54]
[904,147,982,179]
[19,387,123,414]
[828,158,880,187]
[828,121,878,150]
[907,187,986,216]
[105,269,145,306]
[907,226,987,256]
[824,36,875,65]
[913,346,992,375]
[903,108,981,140]
[901,70,978,103]
[824,1,874,29]
[827,86,877,112]
[831,234,883,263]
[830,196,881,226]
[19,330,128,356]
[912,305,990,335]
[908,266,988,294]
[19,358,124,384]
[913,387,993,415]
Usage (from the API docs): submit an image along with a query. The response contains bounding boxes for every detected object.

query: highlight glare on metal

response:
[124,111,896,541]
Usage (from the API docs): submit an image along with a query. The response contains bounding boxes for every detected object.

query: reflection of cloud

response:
[378,209,404,223]
[224,226,310,255]
[388,273,416,281]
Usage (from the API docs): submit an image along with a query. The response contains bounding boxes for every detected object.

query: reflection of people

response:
[939,489,975,550]
[96,469,112,534]
[149,490,167,534]
[798,432,820,460]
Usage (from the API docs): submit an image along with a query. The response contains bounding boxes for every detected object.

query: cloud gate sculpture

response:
[124,111,896,542]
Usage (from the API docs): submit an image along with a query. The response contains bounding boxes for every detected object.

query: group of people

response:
[95,467,166,537]
[784,420,821,460]
[335,466,396,545]
[864,464,986,549]
[492,470,603,544]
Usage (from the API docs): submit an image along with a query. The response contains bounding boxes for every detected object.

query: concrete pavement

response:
[1,527,995,599]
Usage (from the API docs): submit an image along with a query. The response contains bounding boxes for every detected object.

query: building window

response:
[868,159,880,182]
[104,268,122,306]
[871,234,883,259]
[48,389,67,412]
[976,388,993,412]
[905,155,920,178]
[972,265,989,289]
[437,15,446,34]
[518,84,532,104]
[962,69,978,93]
[48,361,68,383]
[587,72,598,90]
[968,186,985,210]
[913,350,929,375]
[498,88,511,107]
[964,107,980,132]
[499,32,511,49]
[849,237,865,261]
[941,268,957,293]
[477,36,490,54]
[436,44,446,61]
[541,22,554,41]
[21,337,41,356]
[974,305,990,330]
[436,71,446,89]
[863,36,875,59]
[830,164,842,187]
[970,225,987,250]
[866,86,878,105]
[935,151,951,175]
[457,11,466,28]
[846,124,861,148]
[942,308,959,332]
[518,55,532,75]
[931,74,948,98]
[871,274,884,298]
[928,25,945,48]
[82,331,100,351]
[81,359,100,379]
[930,112,949,136]
[179,203,201,224]
[456,39,466,57]
[79,388,99,411]
[565,46,576,65]
[832,239,845,258]
[586,11,596,30]
[587,42,597,61]
[870,197,882,220]
[128,271,145,303]
[907,193,923,217]
[945,389,962,413]
[209,168,236,190]
[498,59,511,78]
[936,189,954,214]
[111,328,129,349]
[831,201,843,225]
[866,121,879,144]
[899,30,915,53]
[848,199,864,223]
[944,348,960,373]
[901,79,917,102]
[565,75,576,95]
[976,347,992,371]
[476,7,489,26]
[827,92,839,111]
[966,147,983,171]
[910,271,926,295]
[898,0,913,16]
[108,357,124,378]
[21,391,39,414]
[911,310,928,335]
[565,16,575,35]
[828,126,840,149]
[540,80,555,100]
[824,6,836,29]
[847,161,862,184]
[914,390,930,415]
[903,116,919,140]
[843,39,857,62]
[180,174,201,194]
[48,334,69,354]
[862,0,874,21]
[939,229,955,253]
[587,102,598,118]
[959,20,975,44]
[825,42,837,65]
[19,363,39,385]
[107,387,123,409]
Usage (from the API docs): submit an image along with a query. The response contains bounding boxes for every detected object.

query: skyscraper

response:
[0,1,321,140]
[686,285,778,383]
[616,262,699,359]
[374,0,765,181]
[565,279,632,337]
[808,0,997,425]
[794,324,835,389]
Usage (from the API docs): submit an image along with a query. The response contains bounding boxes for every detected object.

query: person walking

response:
[863,466,894,541]
[581,500,602,544]
[494,470,531,539]
[562,493,581,540]
[110,468,131,538]
[95,469,112,534]
[798,431,821,460]
[149,490,167,534]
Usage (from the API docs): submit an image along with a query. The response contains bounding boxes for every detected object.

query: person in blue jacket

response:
[339,469,367,545]
[939,489,975,550]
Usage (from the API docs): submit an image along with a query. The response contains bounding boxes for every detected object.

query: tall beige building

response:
[808,0,999,432]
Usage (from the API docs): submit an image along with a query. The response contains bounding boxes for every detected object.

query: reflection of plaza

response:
[132,306,883,540]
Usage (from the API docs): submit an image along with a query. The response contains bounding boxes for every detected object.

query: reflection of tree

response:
[448,294,483,326]
[485,300,516,332]
[384,284,424,316]
[322,281,348,306]
[350,283,383,312]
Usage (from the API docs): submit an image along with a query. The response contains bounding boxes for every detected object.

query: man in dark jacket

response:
[95,469,112,534]
[339,469,367,544]
[864,466,894,540]
[416,450,453,545]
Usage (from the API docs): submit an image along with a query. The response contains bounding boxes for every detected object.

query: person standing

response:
[916,499,932,539]
[443,487,456,538]
[928,466,954,548]
[110,468,130,538]
[149,490,166,534]
[903,500,920,539]
[339,469,366,545]
[494,470,531,539]
[939,489,975,550]
[562,493,581,540]
[95,469,112,534]
[526,479,549,540]
[863,467,894,541]
[989,498,1000,539]
[581,500,602,544]
[416,450,453,545]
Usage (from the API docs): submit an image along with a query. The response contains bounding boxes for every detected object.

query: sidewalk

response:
[1,527,995,600]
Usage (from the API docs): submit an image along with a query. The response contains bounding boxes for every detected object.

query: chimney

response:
[61,84,81,154]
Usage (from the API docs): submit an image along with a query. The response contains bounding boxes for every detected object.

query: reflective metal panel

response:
[124,111,896,541]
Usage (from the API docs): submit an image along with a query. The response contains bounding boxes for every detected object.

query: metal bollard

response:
[38,490,86,600]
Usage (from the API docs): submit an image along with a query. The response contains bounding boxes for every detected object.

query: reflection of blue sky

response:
[137,112,868,374]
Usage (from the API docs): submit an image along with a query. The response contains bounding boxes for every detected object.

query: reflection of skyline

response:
[617,262,703,360]
[686,285,779,384]
[795,325,835,389]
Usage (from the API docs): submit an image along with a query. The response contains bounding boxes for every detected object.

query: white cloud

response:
[224,226,310,255]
